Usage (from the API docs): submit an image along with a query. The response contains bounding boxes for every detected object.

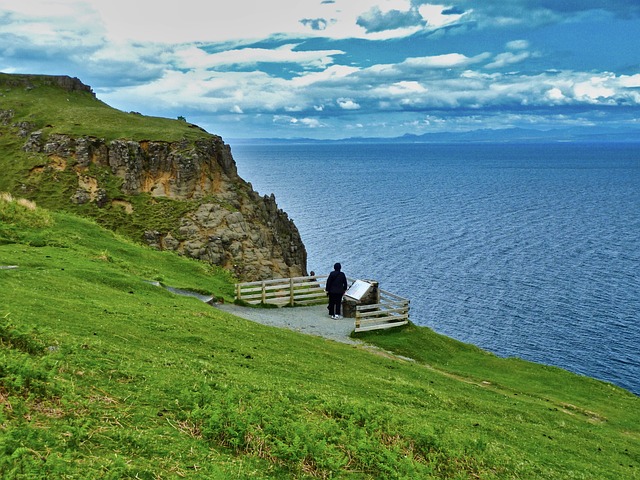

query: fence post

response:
[289,278,295,306]
[261,281,266,304]
[236,283,241,301]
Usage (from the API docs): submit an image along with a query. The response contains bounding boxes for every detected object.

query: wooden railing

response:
[354,289,410,332]
[235,275,410,332]
[235,275,328,306]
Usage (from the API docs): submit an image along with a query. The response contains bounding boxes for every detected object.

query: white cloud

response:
[1,0,639,139]
[299,117,323,127]
[619,74,640,88]
[98,56,640,129]
[0,1,104,47]
[273,115,324,128]
[0,0,472,48]
[573,76,616,102]
[506,39,530,50]
[485,51,531,69]
[546,87,566,102]
[101,69,295,115]
[173,44,344,70]
[418,4,466,28]
[402,52,489,69]
[337,98,361,109]
[386,81,427,95]
[377,0,412,13]
[291,65,360,87]
[91,1,328,43]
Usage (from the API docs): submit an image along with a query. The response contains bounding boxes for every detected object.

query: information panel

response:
[344,280,372,301]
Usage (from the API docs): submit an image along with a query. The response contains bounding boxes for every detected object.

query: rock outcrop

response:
[0,74,94,95]
[21,130,307,281]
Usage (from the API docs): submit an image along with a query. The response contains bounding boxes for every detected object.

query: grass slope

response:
[0,73,208,142]
[1,196,638,479]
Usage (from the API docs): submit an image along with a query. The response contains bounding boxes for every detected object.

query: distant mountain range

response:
[229,126,640,145]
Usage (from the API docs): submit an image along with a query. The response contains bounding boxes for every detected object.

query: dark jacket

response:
[326,270,347,294]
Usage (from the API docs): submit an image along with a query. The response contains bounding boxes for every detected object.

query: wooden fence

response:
[354,289,410,332]
[235,275,410,332]
[235,275,328,307]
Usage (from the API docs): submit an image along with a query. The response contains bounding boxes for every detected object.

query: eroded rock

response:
[25,132,306,281]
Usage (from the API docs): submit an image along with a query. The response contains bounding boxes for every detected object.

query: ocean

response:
[232,142,640,396]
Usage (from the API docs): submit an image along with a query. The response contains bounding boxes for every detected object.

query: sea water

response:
[232,143,640,395]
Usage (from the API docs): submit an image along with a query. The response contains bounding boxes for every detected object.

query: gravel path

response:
[214,303,360,344]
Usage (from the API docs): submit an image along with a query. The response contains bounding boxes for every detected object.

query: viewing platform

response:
[235,275,410,333]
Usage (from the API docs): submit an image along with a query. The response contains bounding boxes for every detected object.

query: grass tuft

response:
[0,192,53,230]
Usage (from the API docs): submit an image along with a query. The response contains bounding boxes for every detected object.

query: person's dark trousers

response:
[328,293,342,316]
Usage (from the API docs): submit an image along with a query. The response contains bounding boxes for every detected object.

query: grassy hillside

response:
[0,73,207,142]
[1,195,638,479]
[0,73,229,247]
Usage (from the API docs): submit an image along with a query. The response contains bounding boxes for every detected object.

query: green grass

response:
[354,323,638,428]
[1,73,208,142]
[1,196,638,479]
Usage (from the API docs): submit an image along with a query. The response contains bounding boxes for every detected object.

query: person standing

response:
[326,262,347,319]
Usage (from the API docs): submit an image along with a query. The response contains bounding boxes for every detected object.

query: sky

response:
[1,0,639,140]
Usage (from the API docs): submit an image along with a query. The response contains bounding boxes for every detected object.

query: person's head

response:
[333,262,341,271]
[310,271,315,276]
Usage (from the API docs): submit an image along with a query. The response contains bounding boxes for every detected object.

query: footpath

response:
[214,303,360,345]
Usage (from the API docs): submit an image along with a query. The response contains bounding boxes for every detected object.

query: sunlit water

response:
[232,143,640,395]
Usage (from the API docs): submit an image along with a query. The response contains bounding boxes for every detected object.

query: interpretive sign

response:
[344,280,372,301]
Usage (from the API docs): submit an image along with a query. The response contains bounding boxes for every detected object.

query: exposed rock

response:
[95,188,108,208]
[161,232,181,251]
[0,109,14,125]
[1,74,94,95]
[143,231,162,249]
[1,110,37,136]
[16,122,36,137]
[23,130,43,152]
[70,188,91,205]
[24,132,307,281]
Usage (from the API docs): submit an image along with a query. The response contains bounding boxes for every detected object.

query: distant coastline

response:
[228,126,640,145]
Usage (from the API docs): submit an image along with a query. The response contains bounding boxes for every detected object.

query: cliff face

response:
[23,133,306,281]
[1,75,306,281]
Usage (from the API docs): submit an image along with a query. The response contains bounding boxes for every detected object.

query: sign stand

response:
[342,280,379,318]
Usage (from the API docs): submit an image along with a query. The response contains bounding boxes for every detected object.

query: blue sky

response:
[1,0,639,139]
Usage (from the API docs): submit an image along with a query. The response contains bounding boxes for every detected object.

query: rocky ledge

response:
[20,129,307,281]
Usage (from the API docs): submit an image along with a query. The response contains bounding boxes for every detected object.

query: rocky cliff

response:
[1,74,307,281]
